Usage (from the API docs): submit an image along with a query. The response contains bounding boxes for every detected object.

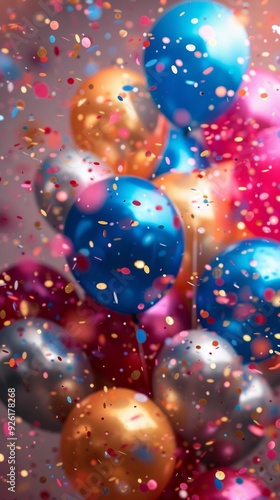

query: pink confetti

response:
[33,82,49,99]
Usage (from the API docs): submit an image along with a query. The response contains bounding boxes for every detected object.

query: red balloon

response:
[202,68,280,163]
[63,287,190,393]
[188,468,272,500]
[0,260,79,330]
[233,126,280,240]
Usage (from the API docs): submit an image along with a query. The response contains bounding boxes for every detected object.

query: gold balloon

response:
[60,388,176,500]
[70,67,168,178]
[153,162,253,301]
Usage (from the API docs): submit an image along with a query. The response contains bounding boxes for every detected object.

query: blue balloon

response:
[196,238,280,363]
[144,1,250,129]
[153,130,210,177]
[64,176,184,314]
[0,54,22,81]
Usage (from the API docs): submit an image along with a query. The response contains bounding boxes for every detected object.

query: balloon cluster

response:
[1,1,280,499]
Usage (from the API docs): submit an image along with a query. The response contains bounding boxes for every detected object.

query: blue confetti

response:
[67,396,72,404]
[136,329,146,344]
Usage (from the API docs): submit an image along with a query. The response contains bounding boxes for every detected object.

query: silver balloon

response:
[0,318,96,432]
[34,148,113,231]
[200,367,275,467]
[152,329,243,444]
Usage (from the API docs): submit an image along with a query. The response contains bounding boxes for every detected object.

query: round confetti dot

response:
[82,37,92,48]
[147,480,157,491]
[50,21,59,30]
[33,82,49,99]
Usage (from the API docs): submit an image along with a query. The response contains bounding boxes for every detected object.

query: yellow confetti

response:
[215,471,225,481]
[134,260,145,269]
[96,283,107,290]
[65,283,75,294]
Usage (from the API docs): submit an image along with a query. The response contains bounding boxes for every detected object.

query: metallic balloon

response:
[200,368,274,467]
[152,329,243,444]
[64,176,185,314]
[70,67,168,178]
[233,127,280,241]
[197,238,280,363]
[0,318,96,432]
[152,130,209,178]
[258,354,280,388]
[34,147,112,231]
[154,163,249,294]
[144,1,250,129]
[187,467,272,499]
[201,67,280,163]
[0,259,79,330]
[60,388,177,500]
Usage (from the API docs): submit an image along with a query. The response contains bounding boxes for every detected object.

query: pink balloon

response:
[202,68,280,162]
[188,468,271,500]
[233,126,280,240]
[138,286,191,356]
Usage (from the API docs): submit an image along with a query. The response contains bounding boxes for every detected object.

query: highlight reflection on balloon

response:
[153,329,242,443]
[197,238,280,363]
[0,259,79,330]
[34,148,112,231]
[188,467,272,500]
[70,67,168,178]
[200,368,274,467]
[60,388,177,499]
[144,1,250,129]
[64,176,184,314]
[0,318,96,432]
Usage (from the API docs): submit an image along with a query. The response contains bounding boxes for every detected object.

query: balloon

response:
[200,368,274,467]
[154,164,242,294]
[201,68,280,162]
[34,147,112,231]
[152,329,242,443]
[70,67,168,178]
[64,287,191,392]
[0,259,79,330]
[64,176,184,314]
[144,1,250,129]
[0,318,96,432]
[0,54,22,81]
[187,468,272,499]
[153,131,210,178]
[159,162,253,301]
[258,354,280,388]
[197,238,280,363]
[233,127,280,241]
[60,388,177,499]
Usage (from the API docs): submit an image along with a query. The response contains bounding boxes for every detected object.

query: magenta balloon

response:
[202,68,280,162]
[138,287,191,349]
[188,468,272,499]
[233,126,280,240]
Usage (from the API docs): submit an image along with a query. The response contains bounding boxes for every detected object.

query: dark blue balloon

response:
[196,238,280,363]
[64,176,184,314]
[144,1,250,129]
[153,130,210,177]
